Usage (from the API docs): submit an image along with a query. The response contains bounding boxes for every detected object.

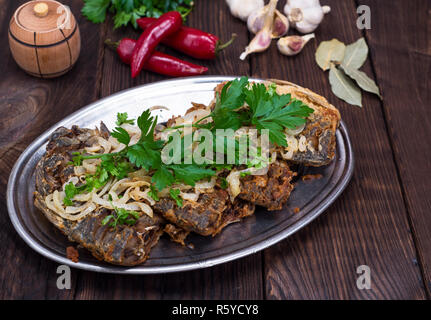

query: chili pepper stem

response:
[104,39,119,49]
[215,33,238,55]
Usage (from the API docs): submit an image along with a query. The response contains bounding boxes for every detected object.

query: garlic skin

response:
[284,0,331,33]
[248,8,289,38]
[240,0,278,60]
[226,0,264,22]
[277,33,315,56]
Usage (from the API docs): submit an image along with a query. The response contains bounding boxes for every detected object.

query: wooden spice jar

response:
[9,0,81,78]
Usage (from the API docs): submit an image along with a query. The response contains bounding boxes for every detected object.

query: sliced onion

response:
[180,192,200,202]
[194,177,216,192]
[53,190,65,213]
[285,123,305,136]
[226,170,241,201]
[73,166,86,176]
[97,137,111,154]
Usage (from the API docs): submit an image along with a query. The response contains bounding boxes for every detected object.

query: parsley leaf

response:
[82,0,111,24]
[111,127,131,145]
[244,83,314,146]
[211,77,248,130]
[169,188,183,207]
[116,112,135,126]
[101,207,140,228]
[148,185,160,201]
[169,164,215,186]
[151,166,175,191]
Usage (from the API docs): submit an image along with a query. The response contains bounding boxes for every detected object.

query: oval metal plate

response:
[7,76,354,274]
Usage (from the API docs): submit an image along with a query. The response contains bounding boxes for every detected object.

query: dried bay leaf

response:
[329,66,362,107]
[315,39,346,71]
[340,63,382,99]
[343,38,368,70]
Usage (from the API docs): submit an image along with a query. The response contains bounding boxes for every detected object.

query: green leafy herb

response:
[82,0,195,29]
[315,37,382,106]
[343,38,368,70]
[219,177,228,189]
[329,65,362,107]
[315,39,346,71]
[148,185,159,201]
[64,182,80,206]
[193,77,313,147]
[169,188,183,207]
[339,63,382,99]
[116,112,135,126]
[245,83,313,146]
[101,206,140,228]
[111,127,131,145]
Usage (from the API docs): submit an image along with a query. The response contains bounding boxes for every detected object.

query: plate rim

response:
[7,76,354,274]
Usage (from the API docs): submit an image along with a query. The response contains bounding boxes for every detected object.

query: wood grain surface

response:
[0,0,429,300]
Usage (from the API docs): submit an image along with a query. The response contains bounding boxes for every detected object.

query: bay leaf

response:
[340,63,382,99]
[343,37,368,70]
[329,66,362,107]
[315,39,346,71]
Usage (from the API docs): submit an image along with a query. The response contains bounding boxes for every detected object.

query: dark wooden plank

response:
[360,0,431,296]
[0,0,104,299]
[249,0,426,299]
[73,0,263,300]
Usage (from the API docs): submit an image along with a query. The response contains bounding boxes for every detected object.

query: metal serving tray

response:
[7,76,354,274]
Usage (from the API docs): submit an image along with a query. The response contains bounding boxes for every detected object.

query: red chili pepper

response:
[131,11,182,78]
[105,39,208,77]
[137,17,237,60]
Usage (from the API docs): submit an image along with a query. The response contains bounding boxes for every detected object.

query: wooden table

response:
[0,0,429,300]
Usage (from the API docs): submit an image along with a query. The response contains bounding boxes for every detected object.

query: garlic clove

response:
[277,33,315,56]
[272,10,289,38]
[284,0,330,34]
[247,7,268,34]
[226,0,264,22]
[240,0,278,60]
[248,7,289,38]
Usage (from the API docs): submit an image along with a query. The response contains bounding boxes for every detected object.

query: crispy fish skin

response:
[34,126,162,266]
[266,80,341,166]
[154,189,255,236]
[238,162,296,211]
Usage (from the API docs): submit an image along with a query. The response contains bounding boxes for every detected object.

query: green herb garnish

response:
[101,207,140,228]
[116,112,135,126]
[82,0,195,29]
[69,77,313,205]
[169,188,183,207]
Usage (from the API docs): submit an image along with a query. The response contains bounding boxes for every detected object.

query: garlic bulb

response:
[284,0,331,33]
[226,0,264,22]
[277,33,315,56]
[247,7,289,38]
[240,0,278,60]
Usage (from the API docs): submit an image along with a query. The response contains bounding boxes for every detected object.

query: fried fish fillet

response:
[238,162,296,211]
[154,189,255,236]
[34,126,162,266]
[214,80,341,167]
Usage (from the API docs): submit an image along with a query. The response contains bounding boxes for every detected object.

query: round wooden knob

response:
[34,2,49,17]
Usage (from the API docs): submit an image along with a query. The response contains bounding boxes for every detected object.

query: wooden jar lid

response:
[14,1,70,33]
[8,0,81,78]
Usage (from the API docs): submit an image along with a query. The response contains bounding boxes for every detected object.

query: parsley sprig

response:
[82,0,194,29]
[101,206,140,228]
[171,77,314,147]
